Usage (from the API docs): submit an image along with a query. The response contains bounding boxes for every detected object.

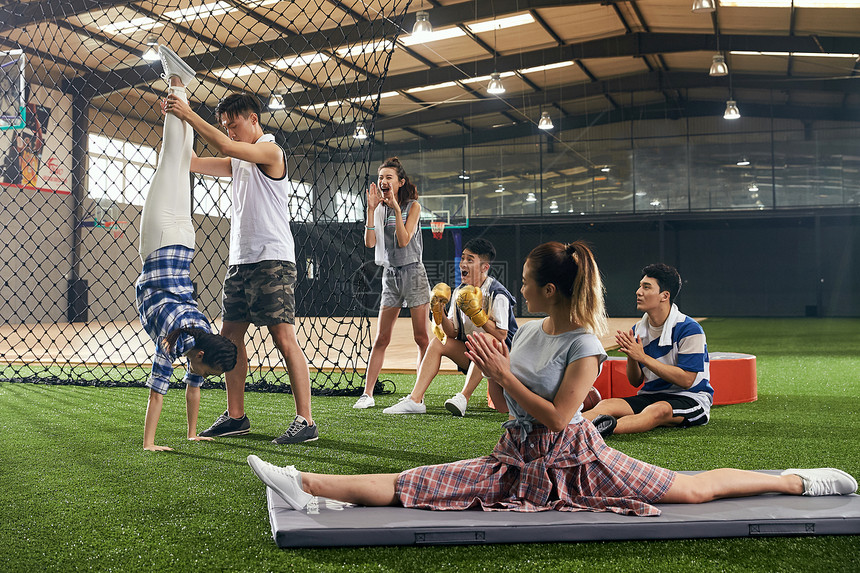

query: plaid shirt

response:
[136,246,211,395]
[396,421,675,515]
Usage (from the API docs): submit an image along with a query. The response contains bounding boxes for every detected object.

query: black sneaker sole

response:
[199,428,251,438]
[444,402,465,417]
[209,428,251,438]
[272,436,319,445]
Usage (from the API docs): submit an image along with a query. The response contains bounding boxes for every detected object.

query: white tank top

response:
[228,134,296,265]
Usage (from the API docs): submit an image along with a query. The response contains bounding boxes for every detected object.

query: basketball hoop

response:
[430,220,446,240]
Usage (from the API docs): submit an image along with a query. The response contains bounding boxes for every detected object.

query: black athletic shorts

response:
[622,392,710,427]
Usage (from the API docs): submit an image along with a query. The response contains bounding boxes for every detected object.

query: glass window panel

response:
[634,139,689,212]
[89,156,123,202]
[289,180,313,222]
[775,139,850,207]
[88,156,109,200]
[193,175,231,217]
[125,141,157,165]
[88,134,110,156]
[88,134,160,208]
[103,159,124,202]
[334,190,361,222]
[125,163,153,206]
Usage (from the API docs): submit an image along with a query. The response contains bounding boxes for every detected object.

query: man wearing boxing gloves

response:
[384,238,518,415]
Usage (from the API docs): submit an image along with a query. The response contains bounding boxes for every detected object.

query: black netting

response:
[0,1,411,395]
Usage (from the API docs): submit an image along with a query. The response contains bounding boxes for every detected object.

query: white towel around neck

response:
[633,303,684,347]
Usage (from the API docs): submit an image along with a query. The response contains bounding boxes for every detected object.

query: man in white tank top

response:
[166,90,316,444]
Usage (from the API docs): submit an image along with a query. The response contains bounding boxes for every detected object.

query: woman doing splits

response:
[247,240,856,511]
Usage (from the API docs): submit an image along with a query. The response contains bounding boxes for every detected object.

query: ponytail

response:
[379,156,418,205]
[163,327,238,372]
[527,241,608,336]
[565,242,608,337]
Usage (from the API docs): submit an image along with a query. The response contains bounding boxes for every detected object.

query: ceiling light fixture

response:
[411,10,432,41]
[748,181,759,192]
[737,157,750,166]
[600,165,611,173]
[353,124,368,140]
[142,34,159,62]
[487,72,505,94]
[526,192,536,202]
[724,99,741,120]
[458,170,470,180]
[692,0,716,13]
[495,184,505,193]
[710,54,728,76]
[538,111,553,130]
[268,93,285,110]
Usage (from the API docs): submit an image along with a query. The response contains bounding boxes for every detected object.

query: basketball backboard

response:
[419,194,468,229]
[0,50,26,130]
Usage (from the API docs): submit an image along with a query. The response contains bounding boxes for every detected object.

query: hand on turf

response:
[188,435,214,442]
[367,182,382,211]
[465,332,509,383]
[615,329,646,362]
[144,444,174,452]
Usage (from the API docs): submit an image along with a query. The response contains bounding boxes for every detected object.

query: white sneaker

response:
[444,392,468,417]
[158,44,196,86]
[353,394,375,409]
[782,468,858,496]
[382,396,426,414]
[247,454,314,510]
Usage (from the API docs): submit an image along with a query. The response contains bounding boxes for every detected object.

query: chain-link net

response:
[0,0,412,394]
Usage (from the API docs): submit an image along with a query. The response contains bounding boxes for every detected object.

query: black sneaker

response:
[592,414,617,438]
[272,415,319,444]
[198,410,251,437]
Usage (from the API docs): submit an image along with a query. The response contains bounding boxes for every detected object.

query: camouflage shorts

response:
[222,260,296,326]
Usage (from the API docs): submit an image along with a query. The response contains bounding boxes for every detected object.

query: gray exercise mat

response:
[265,471,860,547]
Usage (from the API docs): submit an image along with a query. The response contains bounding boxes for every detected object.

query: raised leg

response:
[138,77,195,262]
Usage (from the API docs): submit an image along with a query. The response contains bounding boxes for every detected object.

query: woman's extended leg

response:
[138,77,195,262]
[248,455,400,509]
[302,472,400,506]
[660,467,856,503]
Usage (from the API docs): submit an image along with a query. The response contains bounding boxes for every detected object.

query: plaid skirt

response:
[395,420,676,516]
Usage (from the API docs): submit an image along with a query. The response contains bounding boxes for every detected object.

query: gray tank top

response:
[383,199,423,268]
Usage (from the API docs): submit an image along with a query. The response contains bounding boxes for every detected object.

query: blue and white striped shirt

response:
[633,305,713,412]
[135,246,211,395]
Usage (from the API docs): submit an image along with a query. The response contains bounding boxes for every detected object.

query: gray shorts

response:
[222,260,296,326]
[381,262,431,309]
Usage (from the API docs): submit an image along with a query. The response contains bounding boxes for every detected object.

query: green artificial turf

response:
[2,319,858,572]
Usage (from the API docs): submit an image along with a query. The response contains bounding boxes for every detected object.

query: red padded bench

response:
[488,352,756,410]
[606,353,757,405]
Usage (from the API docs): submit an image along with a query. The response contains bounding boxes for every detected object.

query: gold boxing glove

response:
[430,282,451,325]
[456,285,488,328]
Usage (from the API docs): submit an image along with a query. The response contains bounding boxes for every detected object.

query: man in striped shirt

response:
[584,263,713,437]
